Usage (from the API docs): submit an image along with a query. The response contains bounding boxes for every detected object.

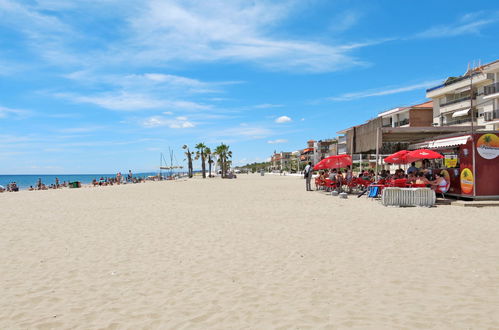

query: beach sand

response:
[1,174,498,329]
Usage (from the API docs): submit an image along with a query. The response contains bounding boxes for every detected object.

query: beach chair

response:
[367,185,380,198]
[324,179,337,192]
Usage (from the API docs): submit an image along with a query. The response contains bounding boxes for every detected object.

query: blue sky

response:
[1,0,499,174]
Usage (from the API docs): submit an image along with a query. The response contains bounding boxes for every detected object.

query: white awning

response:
[409,135,471,150]
[431,135,470,148]
[452,108,470,118]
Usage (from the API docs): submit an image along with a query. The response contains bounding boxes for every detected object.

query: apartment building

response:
[378,101,433,128]
[426,60,499,130]
[270,151,292,171]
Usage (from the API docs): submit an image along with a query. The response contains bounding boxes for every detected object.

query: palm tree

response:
[205,147,214,178]
[182,145,194,178]
[215,143,232,178]
[195,143,207,178]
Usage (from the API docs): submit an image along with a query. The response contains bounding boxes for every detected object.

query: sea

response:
[0,172,172,190]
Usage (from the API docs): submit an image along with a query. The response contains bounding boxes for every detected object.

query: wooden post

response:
[375,128,380,181]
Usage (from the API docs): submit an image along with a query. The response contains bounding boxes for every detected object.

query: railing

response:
[440,96,471,107]
[484,110,499,121]
[399,118,409,126]
[443,117,472,126]
[426,72,483,93]
[393,118,410,127]
[484,82,499,96]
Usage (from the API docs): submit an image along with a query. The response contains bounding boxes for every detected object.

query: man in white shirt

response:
[304,162,313,191]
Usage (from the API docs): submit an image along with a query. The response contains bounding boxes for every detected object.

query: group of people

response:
[0,182,19,192]
[92,171,140,186]
[304,160,448,193]
[379,162,448,192]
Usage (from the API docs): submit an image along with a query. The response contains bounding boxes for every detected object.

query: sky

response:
[1,0,499,174]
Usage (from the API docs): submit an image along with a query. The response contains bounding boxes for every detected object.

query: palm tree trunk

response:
[208,156,212,178]
[201,153,206,178]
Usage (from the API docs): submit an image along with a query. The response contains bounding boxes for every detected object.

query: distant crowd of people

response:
[0,170,169,193]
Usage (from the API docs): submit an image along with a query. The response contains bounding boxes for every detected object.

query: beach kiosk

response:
[409,131,499,199]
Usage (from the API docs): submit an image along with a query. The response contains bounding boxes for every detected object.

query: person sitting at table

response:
[415,172,430,186]
[407,172,417,184]
[431,172,448,193]
[345,165,353,182]
[336,171,344,186]
[329,168,337,181]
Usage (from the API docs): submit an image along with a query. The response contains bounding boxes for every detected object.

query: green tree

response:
[215,143,232,178]
[182,145,194,178]
[195,143,207,178]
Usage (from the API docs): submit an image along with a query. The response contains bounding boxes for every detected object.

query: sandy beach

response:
[1,174,498,329]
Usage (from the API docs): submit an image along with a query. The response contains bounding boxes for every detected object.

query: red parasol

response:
[321,154,352,169]
[406,149,444,163]
[384,150,409,164]
[313,159,328,170]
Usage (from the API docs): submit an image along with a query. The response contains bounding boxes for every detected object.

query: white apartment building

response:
[426,59,499,130]
[270,151,292,171]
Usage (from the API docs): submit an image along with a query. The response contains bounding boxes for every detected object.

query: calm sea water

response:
[0,172,167,189]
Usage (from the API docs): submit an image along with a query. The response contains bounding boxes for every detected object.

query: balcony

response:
[484,110,499,121]
[484,82,499,97]
[440,96,471,107]
[427,72,492,98]
[443,117,472,126]
[393,118,410,127]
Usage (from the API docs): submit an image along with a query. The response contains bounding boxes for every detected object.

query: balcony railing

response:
[484,82,499,96]
[440,96,471,107]
[393,118,410,127]
[484,110,499,121]
[443,117,472,126]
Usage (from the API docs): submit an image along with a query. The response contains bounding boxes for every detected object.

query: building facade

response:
[378,101,433,128]
[426,60,499,130]
[270,152,292,171]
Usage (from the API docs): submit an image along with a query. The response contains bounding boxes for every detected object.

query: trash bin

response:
[260,170,264,176]
[69,181,81,188]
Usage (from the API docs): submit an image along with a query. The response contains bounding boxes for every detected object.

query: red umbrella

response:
[313,159,328,170]
[321,155,352,169]
[384,150,409,164]
[406,149,444,163]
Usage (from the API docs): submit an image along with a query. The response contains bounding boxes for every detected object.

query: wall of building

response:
[409,108,433,126]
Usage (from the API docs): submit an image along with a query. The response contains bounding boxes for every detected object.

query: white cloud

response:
[275,115,292,123]
[142,116,195,129]
[56,92,211,111]
[57,126,105,133]
[267,139,288,144]
[119,1,384,72]
[414,11,499,39]
[254,103,284,109]
[329,10,362,33]
[0,105,31,118]
[0,1,390,73]
[328,80,442,101]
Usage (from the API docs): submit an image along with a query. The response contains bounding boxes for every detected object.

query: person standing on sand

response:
[304,161,313,191]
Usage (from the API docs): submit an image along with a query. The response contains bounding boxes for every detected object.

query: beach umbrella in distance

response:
[322,154,353,169]
[406,149,444,163]
[384,150,409,164]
